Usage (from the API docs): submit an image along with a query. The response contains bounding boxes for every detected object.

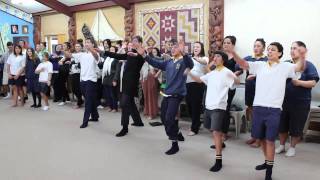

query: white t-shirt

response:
[200,67,235,110]
[73,52,98,82]
[187,56,209,83]
[248,61,299,108]
[36,61,53,82]
[7,54,26,75]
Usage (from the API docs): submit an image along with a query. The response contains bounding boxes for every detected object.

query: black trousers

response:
[222,89,236,134]
[71,73,83,106]
[161,96,183,141]
[58,72,70,102]
[81,81,99,123]
[96,78,103,106]
[51,73,60,101]
[120,93,143,128]
[186,82,205,133]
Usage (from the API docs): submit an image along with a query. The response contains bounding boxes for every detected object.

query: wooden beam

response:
[111,0,131,10]
[69,1,117,12]
[209,0,224,55]
[35,0,72,17]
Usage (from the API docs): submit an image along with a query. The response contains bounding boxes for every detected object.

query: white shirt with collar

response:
[187,56,209,83]
[73,52,98,82]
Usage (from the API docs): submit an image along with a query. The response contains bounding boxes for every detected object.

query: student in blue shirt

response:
[135,40,194,155]
[276,41,319,157]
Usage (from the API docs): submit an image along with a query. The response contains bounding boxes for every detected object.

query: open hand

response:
[127,52,138,57]
[247,75,256,81]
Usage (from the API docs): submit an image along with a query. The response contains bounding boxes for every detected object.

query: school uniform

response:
[58,57,71,103]
[103,50,145,128]
[102,56,120,110]
[36,61,53,94]
[279,60,319,137]
[249,61,299,141]
[7,54,26,87]
[25,57,41,93]
[186,56,208,133]
[49,54,63,101]
[145,54,194,141]
[70,54,83,106]
[73,52,99,125]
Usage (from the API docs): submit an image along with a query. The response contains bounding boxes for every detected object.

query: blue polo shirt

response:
[283,60,319,106]
[145,55,194,96]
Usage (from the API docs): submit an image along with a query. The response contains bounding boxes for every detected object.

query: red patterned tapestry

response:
[139,4,204,53]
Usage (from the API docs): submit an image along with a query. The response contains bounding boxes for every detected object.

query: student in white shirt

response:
[35,52,53,111]
[189,51,239,172]
[67,38,100,128]
[186,41,208,136]
[70,43,83,108]
[7,45,26,107]
[18,40,28,102]
[230,42,305,180]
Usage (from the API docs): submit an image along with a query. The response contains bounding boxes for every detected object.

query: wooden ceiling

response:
[34,0,158,17]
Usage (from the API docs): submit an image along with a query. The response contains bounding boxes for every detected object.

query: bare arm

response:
[292,79,317,88]
[188,72,203,83]
[231,51,249,70]
[89,48,99,61]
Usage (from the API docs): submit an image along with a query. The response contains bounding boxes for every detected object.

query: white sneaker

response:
[187,131,196,136]
[97,105,104,109]
[3,94,11,99]
[42,106,49,111]
[275,145,286,154]
[285,147,296,157]
[58,102,65,106]
[66,101,71,103]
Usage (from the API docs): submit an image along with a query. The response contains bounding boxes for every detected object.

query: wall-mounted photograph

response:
[22,25,28,34]
[11,25,19,34]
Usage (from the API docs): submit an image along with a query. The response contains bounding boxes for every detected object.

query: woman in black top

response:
[98,36,145,137]
[25,48,41,107]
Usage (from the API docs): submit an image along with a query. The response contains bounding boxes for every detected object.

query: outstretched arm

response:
[102,51,128,60]
[144,55,168,71]
[230,50,249,70]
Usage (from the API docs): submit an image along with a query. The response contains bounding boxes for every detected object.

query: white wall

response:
[225,0,320,102]
[225,0,320,68]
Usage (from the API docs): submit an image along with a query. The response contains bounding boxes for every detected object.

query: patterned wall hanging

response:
[138,4,204,53]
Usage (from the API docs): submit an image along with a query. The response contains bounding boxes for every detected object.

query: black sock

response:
[265,160,274,180]
[37,94,41,106]
[32,92,37,105]
[255,160,267,170]
[165,141,179,155]
[210,155,222,172]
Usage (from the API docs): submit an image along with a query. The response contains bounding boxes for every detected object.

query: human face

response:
[27,49,33,57]
[7,45,13,52]
[212,54,224,66]
[75,44,82,52]
[15,46,22,54]
[132,38,141,49]
[223,38,234,52]
[40,43,45,50]
[290,42,300,60]
[110,47,116,53]
[103,41,110,49]
[193,43,202,56]
[152,49,158,57]
[55,44,62,52]
[267,45,282,61]
[127,43,133,51]
[171,44,181,57]
[36,44,41,52]
[63,43,69,51]
[85,39,93,50]
[253,41,265,57]
[19,41,25,48]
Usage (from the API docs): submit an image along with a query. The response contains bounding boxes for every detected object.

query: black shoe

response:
[36,104,42,108]
[165,141,179,155]
[30,104,36,108]
[116,128,128,137]
[80,122,88,128]
[131,122,144,127]
[24,96,28,101]
[89,118,99,122]
[210,143,226,149]
[210,160,223,172]
[256,162,267,171]
[177,132,185,141]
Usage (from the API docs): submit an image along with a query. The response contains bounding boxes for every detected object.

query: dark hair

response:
[26,48,37,61]
[255,38,266,48]
[75,42,84,48]
[41,42,47,48]
[192,41,205,57]
[14,45,23,56]
[110,46,118,53]
[294,41,307,48]
[7,41,13,47]
[224,35,237,45]
[269,42,284,59]
[64,42,72,50]
[85,38,95,45]
[214,50,228,65]
[132,35,143,43]
[18,40,26,45]
[151,47,161,57]
[77,39,83,44]
[103,39,111,48]
[168,38,177,45]
[116,40,123,46]
[43,52,49,60]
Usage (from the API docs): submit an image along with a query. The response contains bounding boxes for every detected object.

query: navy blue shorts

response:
[251,106,281,141]
[8,75,25,87]
[39,82,50,95]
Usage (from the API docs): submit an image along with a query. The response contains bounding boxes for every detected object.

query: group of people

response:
[0,35,318,180]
